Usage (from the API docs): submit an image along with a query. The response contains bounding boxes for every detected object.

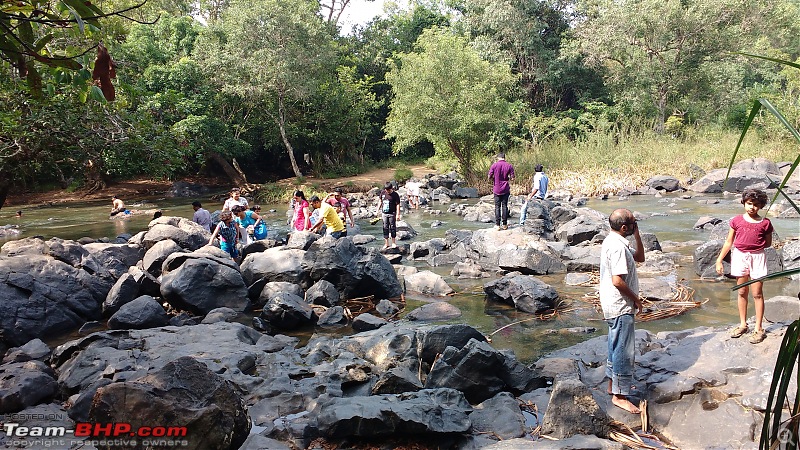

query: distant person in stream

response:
[309,195,347,239]
[715,188,773,345]
[488,152,514,230]
[192,201,212,232]
[326,189,355,228]
[519,164,549,225]
[378,182,401,249]
[15,210,22,218]
[222,188,248,212]
[291,190,311,232]
[210,210,241,261]
[405,180,421,210]
[600,208,644,414]
[109,195,129,217]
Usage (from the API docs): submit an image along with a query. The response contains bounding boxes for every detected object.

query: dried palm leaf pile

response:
[311,295,406,321]
[486,298,578,341]
[581,280,705,322]
[607,400,680,450]
[609,420,679,449]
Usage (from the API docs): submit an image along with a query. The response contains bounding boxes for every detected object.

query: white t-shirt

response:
[532,172,549,199]
[223,197,248,211]
[599,231,639,319]
[405,181,421,196]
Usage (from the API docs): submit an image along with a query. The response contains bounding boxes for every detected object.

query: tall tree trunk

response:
[277,97,303,177]
[653,86,668,134]
[209,153,247,186]
[0,172,9,211]
[448,140,476,184]
[18,21,42,99]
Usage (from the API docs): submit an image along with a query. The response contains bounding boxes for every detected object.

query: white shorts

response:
[730,247,768,279]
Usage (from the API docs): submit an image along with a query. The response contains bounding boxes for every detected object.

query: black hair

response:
[152,211,163,220]
[309,195,321,203]
[384,182,393,190]
[608,209,634,231]
[497,152,506,159]
[535,164,543,172]
[741,188,768,208]
[293,190,306,200]
[334,188,343,194]
[251,205,261,211]
[231,205,244,214]
[192,201,201,208]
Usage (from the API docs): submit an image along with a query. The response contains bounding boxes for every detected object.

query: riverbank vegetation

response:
[1,0,798,207]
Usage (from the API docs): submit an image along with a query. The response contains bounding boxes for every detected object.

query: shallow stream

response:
[3,192,797,363]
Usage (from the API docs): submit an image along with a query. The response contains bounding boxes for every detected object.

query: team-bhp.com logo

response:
[3,422,189,447]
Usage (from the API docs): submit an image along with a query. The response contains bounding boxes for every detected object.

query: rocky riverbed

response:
[0,157,798,449]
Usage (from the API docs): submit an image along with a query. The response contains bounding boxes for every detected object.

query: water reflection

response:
[3,192,797,363]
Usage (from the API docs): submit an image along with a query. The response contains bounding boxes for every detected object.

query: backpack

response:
[253,221,267,240]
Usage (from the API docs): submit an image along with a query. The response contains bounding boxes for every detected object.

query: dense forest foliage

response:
[1,0,798,204]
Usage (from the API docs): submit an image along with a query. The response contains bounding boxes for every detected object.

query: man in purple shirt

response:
[488,152,515,230]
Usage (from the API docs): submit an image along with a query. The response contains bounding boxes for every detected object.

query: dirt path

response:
[5,165,438,209]
[275,164,438,192]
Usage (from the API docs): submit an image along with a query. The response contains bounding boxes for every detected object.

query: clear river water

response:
[2,192,798,364]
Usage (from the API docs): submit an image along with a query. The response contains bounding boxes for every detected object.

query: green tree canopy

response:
[195,0,338,177]
[571,0,792,132]
[456,0,604,110]
[385,27,519,180]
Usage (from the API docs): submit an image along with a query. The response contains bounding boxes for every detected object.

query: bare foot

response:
[611,394,641,414]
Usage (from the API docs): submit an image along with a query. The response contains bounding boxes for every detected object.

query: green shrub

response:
[394,167,413,183]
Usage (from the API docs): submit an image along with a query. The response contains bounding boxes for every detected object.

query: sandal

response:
[730,325,749,338]
[749,330,767,344]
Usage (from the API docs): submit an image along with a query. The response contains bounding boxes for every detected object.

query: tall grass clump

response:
[394,167,413,183]
[255,184,297,204]
[506,126,797,196]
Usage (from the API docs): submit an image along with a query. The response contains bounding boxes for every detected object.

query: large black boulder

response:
[316,388,471,438]
[0,252,112,347]
[260,292,315,330]
[107,295,170,330]
[161,255,248,315]
[484,274,559,314]
[90,356,250,450]
[302,237,402,300]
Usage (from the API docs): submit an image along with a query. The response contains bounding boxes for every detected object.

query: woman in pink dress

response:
[291,190,311,231]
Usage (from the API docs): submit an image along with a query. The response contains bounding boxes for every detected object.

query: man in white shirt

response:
[599,208,644,414]
[222,188,248,211]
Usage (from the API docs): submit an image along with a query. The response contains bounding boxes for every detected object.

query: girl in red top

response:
[715,188,774,344]
[291,190,311,231]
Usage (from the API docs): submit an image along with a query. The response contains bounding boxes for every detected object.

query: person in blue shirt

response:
[210,210,241,261]
[519,164,549,225]
[232,205,263,245]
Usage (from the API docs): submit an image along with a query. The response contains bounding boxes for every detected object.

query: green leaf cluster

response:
[385,27,519,180]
